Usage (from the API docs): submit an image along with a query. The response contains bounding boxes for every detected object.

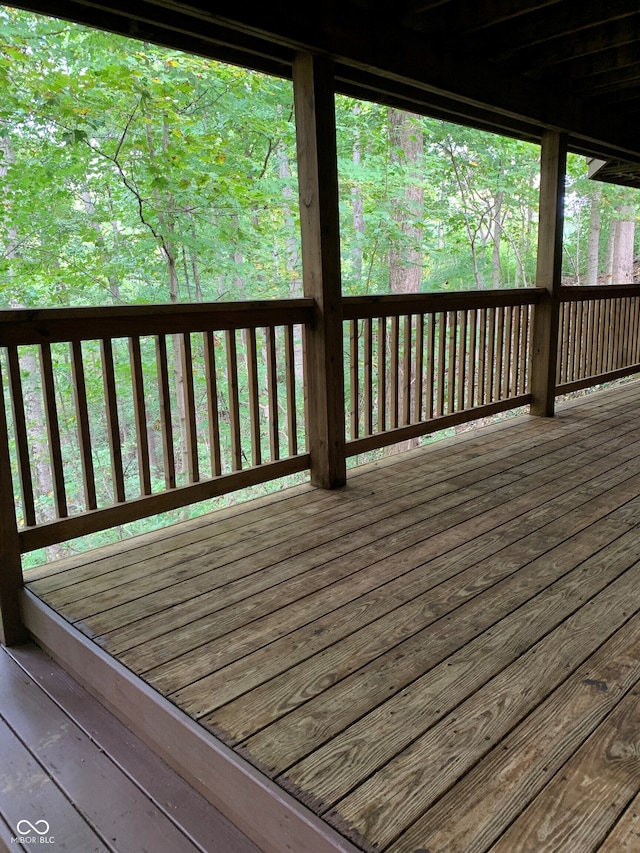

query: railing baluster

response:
[6,346,36,526]
[204,331,222,477]
[520,306,530,394]
[364,317,373,436]
[447,311,457,414]
[478,308,487,404]
[426,313,435,420]
[266,326,280,461]
[621,298,631,367]
[495,306,505,400]
[71,340,98,508]
[606,299,615,372]
[437,312,446,417]
[390,314,399,429]
[101,338,125,504]
[414,313,424,423]
[245,327,261,467]
[181,332,199,483]
[226,329,242,471]
[39,343,68,518]
[350,318,359,440]
[592,300,602,376]
[567,301,577,383]
[579,300,589,381]
[510,306,520,399]
[503,305,512,398]
[128,336,152,496]
[284,325,298,457]
[457,309,466,411]
[155,334,176,489]
[467,308,477,409]
[378,317,387,433]
[302,326,310,452]
[580,301,588,380]
[575,301,583,381]
[573,299,582,380]
[402,315,412,426]
[486,307,496,403]
[616,299,625,369]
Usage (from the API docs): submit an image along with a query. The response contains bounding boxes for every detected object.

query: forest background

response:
[1,7,638,565]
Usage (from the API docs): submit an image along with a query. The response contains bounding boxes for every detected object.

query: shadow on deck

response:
[19,380,640,853]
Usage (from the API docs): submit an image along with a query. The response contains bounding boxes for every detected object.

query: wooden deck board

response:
[23,380,640,853]
[143,432,640,697]
[0,644,263,853]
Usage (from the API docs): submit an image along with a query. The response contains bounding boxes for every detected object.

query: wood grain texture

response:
[326,563,640,851]
[21,593,361,853]
[6,643,264,853]
[6,344,36,525]
[128,336,152,496]
[0,354,27,645]
[39,342,68,517]
[530,131,566,417]
[293,52,346,488]
[391,616,640,853]
[488,686,640,853]
[0,647,201,853]
[20,381,640,853]
[0,713,111,852]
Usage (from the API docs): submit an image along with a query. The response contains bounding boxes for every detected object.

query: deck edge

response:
[20,590,362,853]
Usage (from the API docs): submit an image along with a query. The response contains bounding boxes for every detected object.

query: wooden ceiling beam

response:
[407,0,562,36]
[470,0,640,58]
[8,0,640,164]
[572,66,640,96]
[535,43,640,82]
[11,0,294,73]
[512,16,640,74]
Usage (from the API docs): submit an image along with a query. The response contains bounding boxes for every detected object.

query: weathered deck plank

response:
[390,604,640,853]
[0,645,263,853]
[487,688,640,853]
[23,381,640,853]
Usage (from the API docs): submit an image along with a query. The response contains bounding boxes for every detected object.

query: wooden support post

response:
[293,52,346,488]
[0,359,27,646]
[530,130,567,416]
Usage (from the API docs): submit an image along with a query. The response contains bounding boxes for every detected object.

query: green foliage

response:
[2,7,638,566]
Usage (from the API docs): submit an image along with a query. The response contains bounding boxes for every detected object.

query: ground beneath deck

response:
[25,381,640,853]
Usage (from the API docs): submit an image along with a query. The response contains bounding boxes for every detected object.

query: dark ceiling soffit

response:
[10,0,640,167]
[12,0,295,77]
[587,158,640,190]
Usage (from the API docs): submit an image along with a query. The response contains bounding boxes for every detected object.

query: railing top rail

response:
[0,298,316,345]
[560,284,640,302]
[343,287,544,320]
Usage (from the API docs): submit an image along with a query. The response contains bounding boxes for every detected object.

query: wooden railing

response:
[343,289,543,455]
[4,285,638,560]
[0,300,313,553]
[556,285,640,394]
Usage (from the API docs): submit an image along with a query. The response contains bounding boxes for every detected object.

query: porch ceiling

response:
[11,0,640,177]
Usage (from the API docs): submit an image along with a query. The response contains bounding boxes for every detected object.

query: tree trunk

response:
[612,206,635,283]
[491,190,504,288]
[387,109,424,453]
[586,187,602,286]
[0,136,20,260]
[81,190,121,302]
[605,221,617,285]
[351,103,365,288]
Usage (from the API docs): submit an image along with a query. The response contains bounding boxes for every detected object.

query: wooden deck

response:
[22,380,640,853]
[0,642,263,853]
